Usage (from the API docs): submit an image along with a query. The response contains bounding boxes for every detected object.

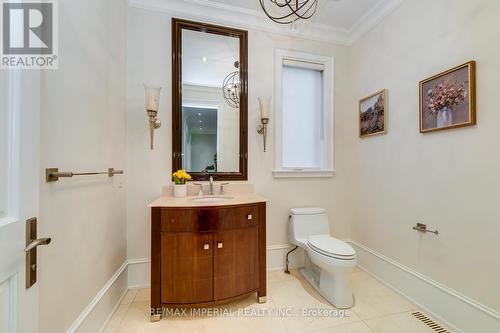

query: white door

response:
[0,69,45,333]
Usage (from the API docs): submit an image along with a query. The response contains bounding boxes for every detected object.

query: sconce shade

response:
[144,84,162,112]
[258,96,272,119]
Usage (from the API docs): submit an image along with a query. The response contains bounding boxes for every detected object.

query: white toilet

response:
[289,208,357,309]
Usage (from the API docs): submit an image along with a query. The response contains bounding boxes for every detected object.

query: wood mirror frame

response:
[172,18,248,181]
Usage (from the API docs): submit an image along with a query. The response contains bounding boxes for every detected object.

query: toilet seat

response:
[307,235,356,260]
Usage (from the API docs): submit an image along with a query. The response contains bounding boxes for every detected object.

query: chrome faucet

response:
[208,176,214,195]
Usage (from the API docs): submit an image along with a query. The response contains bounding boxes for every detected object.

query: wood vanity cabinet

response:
[150,203,266,316]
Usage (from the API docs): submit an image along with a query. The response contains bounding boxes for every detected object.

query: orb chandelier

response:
[222,61,240,109]
[259,0,318,24]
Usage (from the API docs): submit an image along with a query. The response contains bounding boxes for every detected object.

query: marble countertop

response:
[148,194,268,208]
[148,183,268,208]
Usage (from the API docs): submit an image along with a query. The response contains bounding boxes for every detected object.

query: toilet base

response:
[300,266,354,309]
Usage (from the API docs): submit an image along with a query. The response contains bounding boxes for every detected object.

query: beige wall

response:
[347,0,500,312]
[38,0,127,332]
[126,7,354,265]
[32,0,500,330]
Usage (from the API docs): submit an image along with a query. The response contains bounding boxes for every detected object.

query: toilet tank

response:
[289,208,330,245]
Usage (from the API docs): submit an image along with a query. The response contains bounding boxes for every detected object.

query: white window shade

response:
[282,65,324,169]
[282,59,325,71]
[274,49,334,178]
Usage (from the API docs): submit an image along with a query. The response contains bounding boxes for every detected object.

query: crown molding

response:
[127,0,406,46]
[347,0,406,44]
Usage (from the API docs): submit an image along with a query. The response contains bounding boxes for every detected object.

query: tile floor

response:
[103,267,451,333]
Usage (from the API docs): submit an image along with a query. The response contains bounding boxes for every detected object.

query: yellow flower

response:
[172,169,191,184]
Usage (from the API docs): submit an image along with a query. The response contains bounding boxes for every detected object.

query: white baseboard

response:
[127,258,150,289]
[348,239,500,333]
[267,244,305,271]
[66,261,128,333]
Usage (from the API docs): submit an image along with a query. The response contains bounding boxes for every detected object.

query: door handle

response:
[25,218,51,289]
[25,238,52,252]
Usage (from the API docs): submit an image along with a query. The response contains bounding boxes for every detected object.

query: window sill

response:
[272,169,335,179]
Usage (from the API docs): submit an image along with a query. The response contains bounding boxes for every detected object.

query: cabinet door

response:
[213,225,259,300]
[161,232,213,303]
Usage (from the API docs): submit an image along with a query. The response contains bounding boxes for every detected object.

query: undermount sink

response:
[190,195,234,203]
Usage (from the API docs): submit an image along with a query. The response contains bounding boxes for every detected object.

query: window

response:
[274,50,334,178]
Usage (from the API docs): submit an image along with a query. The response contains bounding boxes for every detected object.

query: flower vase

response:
[436,106,453,127]
[174,184,187,198]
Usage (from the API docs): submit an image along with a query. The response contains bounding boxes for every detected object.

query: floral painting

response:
[420,61,476,133]
[359,89,387,137]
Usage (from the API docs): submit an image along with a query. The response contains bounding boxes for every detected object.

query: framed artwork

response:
[419,61,476,133]
[359,89,387,138]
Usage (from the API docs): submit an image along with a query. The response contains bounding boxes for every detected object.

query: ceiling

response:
[128,0,405,44]
[183,106,218,134]
[210,0,385,31]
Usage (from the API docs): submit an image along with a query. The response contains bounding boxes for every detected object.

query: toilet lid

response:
[307,235,356,259]
[290,208,326,215]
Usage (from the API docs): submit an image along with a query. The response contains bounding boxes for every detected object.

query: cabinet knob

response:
[247,214,253,220]
[217,242,223,249]
[170,219,174,223]
[203,244,210,250]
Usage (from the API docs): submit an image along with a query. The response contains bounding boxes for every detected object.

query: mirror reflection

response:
[181,29,240,173]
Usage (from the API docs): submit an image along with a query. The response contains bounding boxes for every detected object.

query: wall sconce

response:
[144,84,162,150]
[257,96,271,152]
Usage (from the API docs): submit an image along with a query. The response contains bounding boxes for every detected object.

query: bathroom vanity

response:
[147,17,265,322]
[148,189,267,321]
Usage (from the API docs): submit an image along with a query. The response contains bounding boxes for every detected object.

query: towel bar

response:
[46,168,124,182]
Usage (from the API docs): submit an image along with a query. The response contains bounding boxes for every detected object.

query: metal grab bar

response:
[46,168,124,182]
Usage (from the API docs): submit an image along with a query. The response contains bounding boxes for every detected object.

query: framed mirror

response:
[172,18,248,181]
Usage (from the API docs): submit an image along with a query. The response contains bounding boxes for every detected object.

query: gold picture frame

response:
[419,61,476,133]
[359,89,388,138]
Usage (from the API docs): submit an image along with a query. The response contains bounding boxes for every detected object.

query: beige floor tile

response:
[121,289,138,305]
[133,288,151,303]
[349,271,417,319]
[116,297,286,333]
[105,269,441,333]
[268,276,329,308]
[364,312,442,333]
[309,321,375,333]
[102,303,131,333]
[269,278,361,333]
[113,301,150,333]
[221,293,278,310]
[202,314,289,333]
[267,268,304,284]
[351,266,364,275]
[282,311,361,333]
